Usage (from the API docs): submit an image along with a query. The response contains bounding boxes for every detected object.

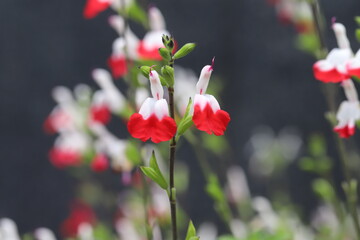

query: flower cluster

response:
[313,21,360,138]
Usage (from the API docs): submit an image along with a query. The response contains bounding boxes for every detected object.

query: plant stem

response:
[140,171,152,240]
[168,86,178,240]
[311,1,360,238]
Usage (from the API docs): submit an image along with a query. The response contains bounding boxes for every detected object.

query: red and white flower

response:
[89,90,111,125]
[109,15,139,60]
[313,48,352,83]
[334,79,360,138]
[83,0,131,19]
[192,60,230,136]
[108,38,128,78]
[137,7,171,61]
[334,100,360,138]
[49,131,90,168]
[313,23,352,83]
[91,123,132,172]
[127,70,177,143]
[92,69,126,114]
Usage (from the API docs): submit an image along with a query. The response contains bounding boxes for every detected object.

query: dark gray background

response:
[0,0,359,235]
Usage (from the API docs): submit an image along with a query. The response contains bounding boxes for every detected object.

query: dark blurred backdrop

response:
[0,0,360,235]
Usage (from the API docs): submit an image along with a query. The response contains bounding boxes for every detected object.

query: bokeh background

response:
[0,0,360,235]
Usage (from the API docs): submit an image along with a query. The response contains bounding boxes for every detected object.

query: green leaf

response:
[139,66,151,79]
[159,75,169,87]
[173,43,196,59]
[356,29,360,43]
[93,223,115,239]
[355,16,360,26]
[312,178,335,202]
[126,1,148,28]
[217,236,241,240]
[185,220,197,240]
[161,65,174,87]
[177,98,193,137]
[308,134,326,157]
[149,151,167,188]
[140,152,168,190]
[158,48,171,61]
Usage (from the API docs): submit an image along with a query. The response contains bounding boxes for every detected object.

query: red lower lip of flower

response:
[61,201,96,238]
[347,67,360,79]
[49,148,82,168]
[107,56,128,78]
[90,105,111,124]
[313,64,348,83]
[83,0,111,19]
[192,104,230,136]
[127,113,177,143]
[334,125,355,138]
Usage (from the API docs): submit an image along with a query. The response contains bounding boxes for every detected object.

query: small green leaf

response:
[355,16,360,26]
[177,98,194,137]
[126,1,148,27]
[161,65,174,87]
[312,178,335,202]
[139,66,151,79]
[185,220,197,240]
[149,151,168,188]
[159,75,169,87]
[158,48,171,61]
[356,29,360,43]
[140,152,168,190]
[173,43,196,59]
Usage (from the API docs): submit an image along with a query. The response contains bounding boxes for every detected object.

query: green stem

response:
[168,86,178,240]
[140,171,153,240]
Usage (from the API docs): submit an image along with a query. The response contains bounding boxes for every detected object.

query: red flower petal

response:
[83,0,110,19]
[107,56,128,78]
[334,125,355,138]
[347,66,360,79]
[192,104,230,136]
[90,105,111,124]
[61,201,96,238]
[49,148,82,168]
[137,41,163,61]
[313,63,348,83]
[127,113,177,143]
[91,154,109,172]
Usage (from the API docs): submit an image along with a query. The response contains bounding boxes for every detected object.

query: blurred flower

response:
[137,7,171,60]
[77,223,94,240]
[0,218,20,240]
[49,131,91,168]
[225,166,250,204]
[252,196,279,232]
[34,228,57,240]
[128,70,177,143]
[108,37,128,78]
[90,153,109,172]
[247,126,302,177]
[313,22,352,83]
[192,59,230,135]
[91,123,132,172]
[83,0,132,19]
[109,15,139,60]
[89,90,111,125]
[313,48,352,83]
[198,222,218,240]
[334,100,360,138]
[61,201,96,238]
[92,69,126,114]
